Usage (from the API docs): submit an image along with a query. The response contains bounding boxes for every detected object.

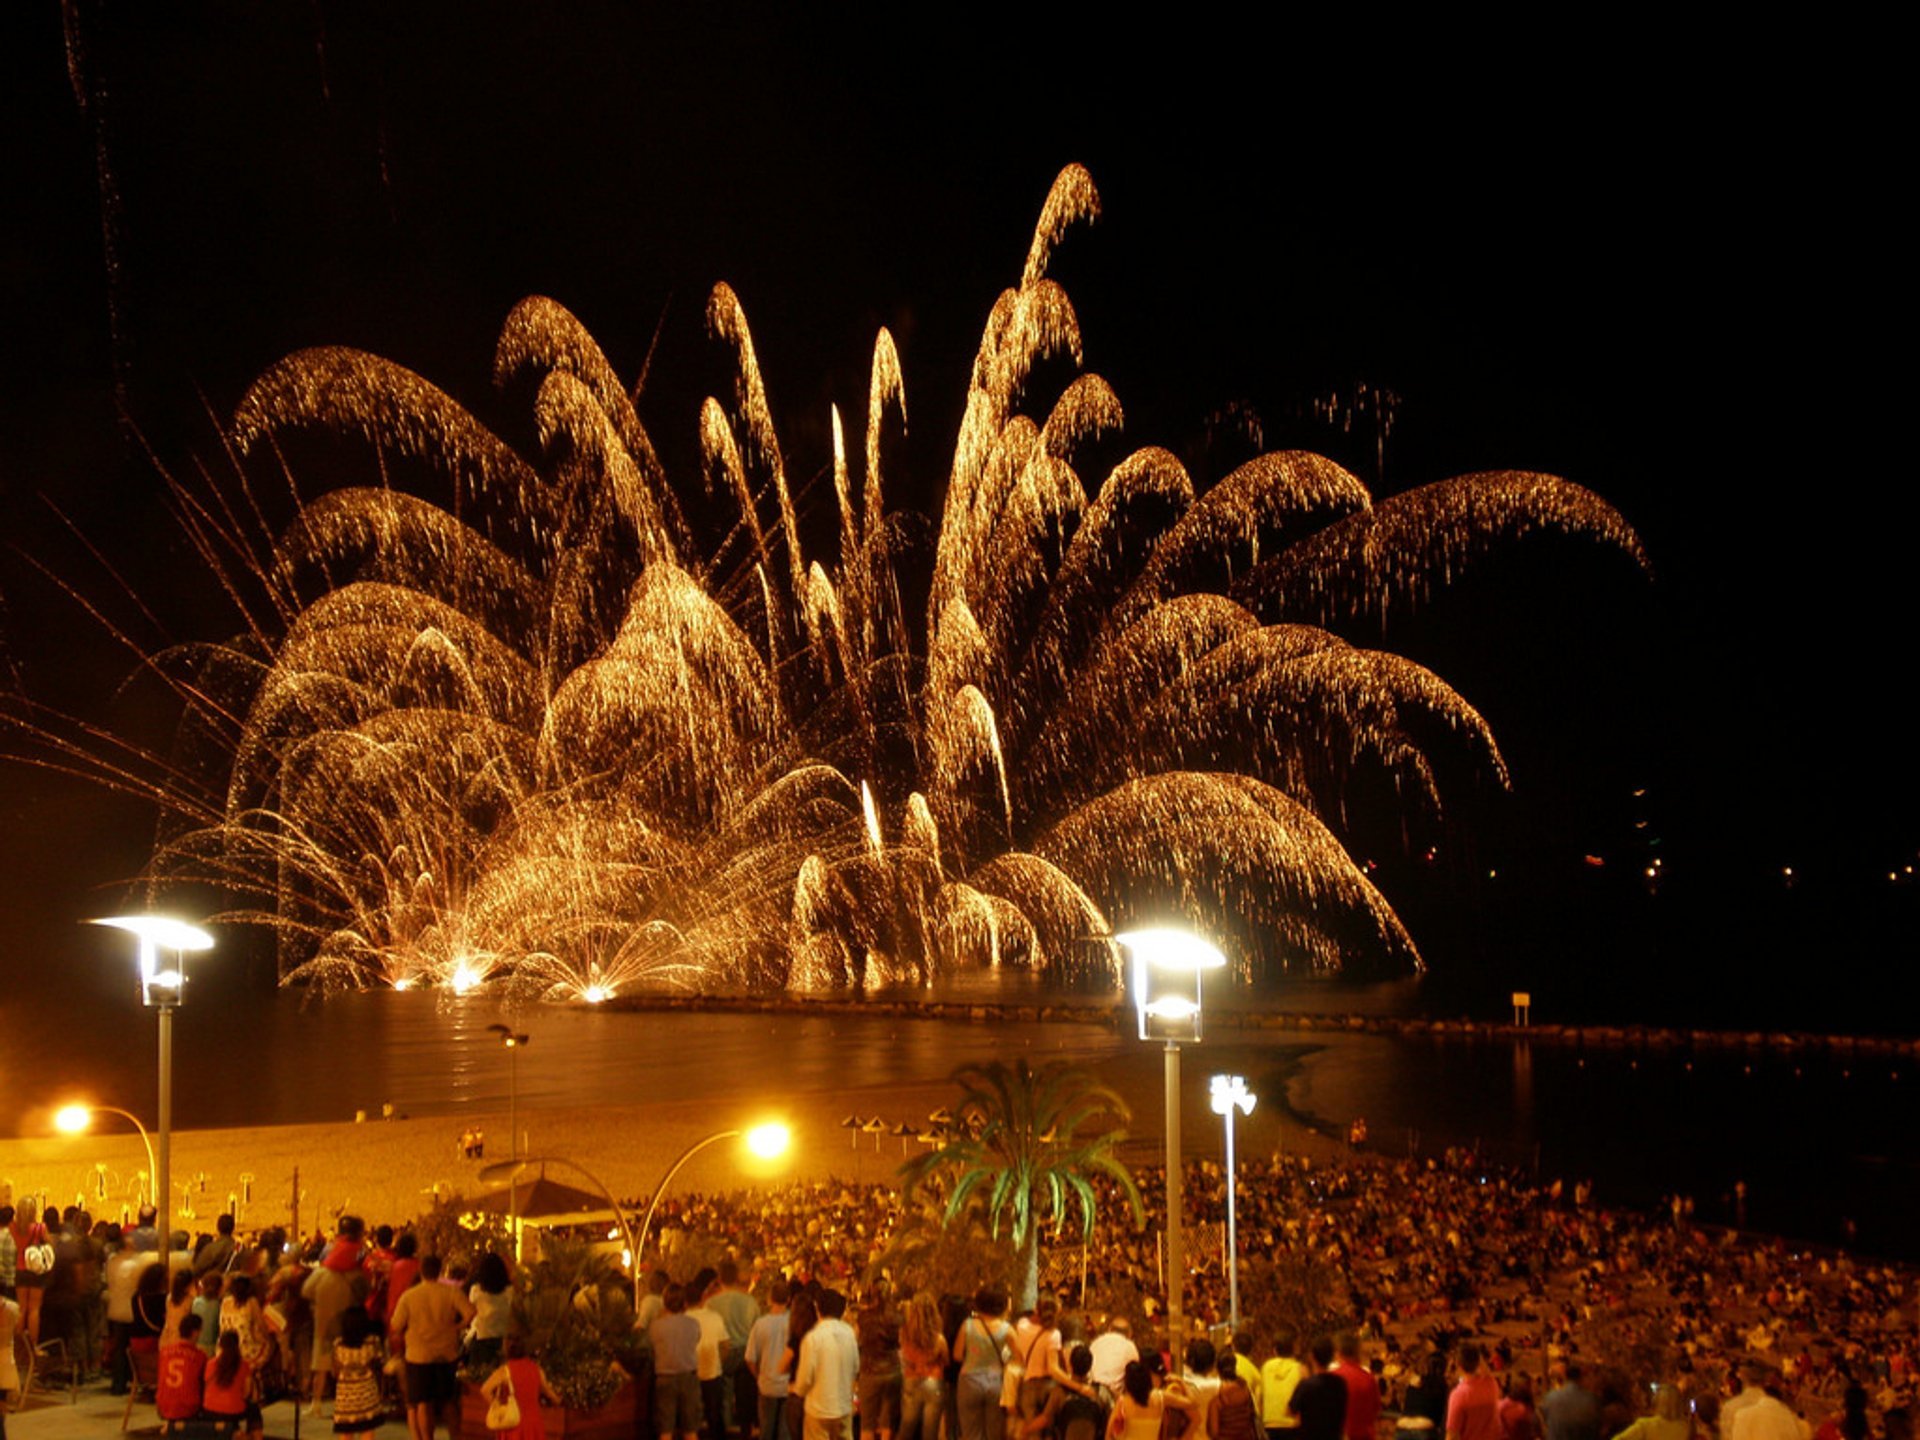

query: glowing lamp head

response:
[92,914,213,1008]
[1210,1074,1256,1117]
[1117,928,1227,973]
[1120,927,1224,1043]
[744,1123,790,1160]
[1143,995,1201,1021]
[55,1103,93,1135]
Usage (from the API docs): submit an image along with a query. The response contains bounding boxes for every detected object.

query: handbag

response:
[486,1370,522,1432]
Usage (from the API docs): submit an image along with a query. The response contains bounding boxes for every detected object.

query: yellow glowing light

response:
[392,977,413,991]
[449,965,481,995]
[744,1123,791,1160]
[1144,995,1202,1021]
[580,984,610,1004]
[54,1104,93,1135]
[91,916,215,952]
[1118,929,1227,973]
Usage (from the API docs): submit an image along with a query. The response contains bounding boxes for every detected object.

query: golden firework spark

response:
[5,165,1645,996]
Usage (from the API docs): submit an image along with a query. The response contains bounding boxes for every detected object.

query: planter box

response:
[461,1377,639,1440]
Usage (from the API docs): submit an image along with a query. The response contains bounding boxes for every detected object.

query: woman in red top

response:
[482,1335,561,1440]
[203,1329,263,1439]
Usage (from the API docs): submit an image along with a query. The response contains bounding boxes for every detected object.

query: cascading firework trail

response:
[6,166,1645,1000]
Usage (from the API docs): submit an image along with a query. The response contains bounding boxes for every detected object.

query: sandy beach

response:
[0,1084,1344,1236]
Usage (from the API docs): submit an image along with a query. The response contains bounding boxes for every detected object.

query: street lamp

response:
[486,1023,531,1252]
[55,1103,157,1207]
[1118,927,1226,1356]
[480,1153,640,1308]
[90,915,214,1255]
[1209,1074,1256,1330]
[633,1123,790,1271]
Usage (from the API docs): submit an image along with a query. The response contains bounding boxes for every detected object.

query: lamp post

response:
[90,915,214,1255]
[486,1023,531,1253]
[55,1103,157,1206]
[1118,927,1225,1357]
[633,1123,791,1272]
[1209,1074,1256,1330]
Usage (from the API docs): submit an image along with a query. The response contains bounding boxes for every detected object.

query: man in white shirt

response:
[105,1229,156,1396]
[793,1288,858,1440]
[1729,1385,1810,1440]
[1088,1317,1139,1401]
[693,1272,732,1440]
[1720,1364,1773,1440]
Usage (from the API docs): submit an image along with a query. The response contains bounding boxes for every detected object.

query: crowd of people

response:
[1,1146,1913,1440]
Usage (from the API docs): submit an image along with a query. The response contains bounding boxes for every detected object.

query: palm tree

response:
[900,1059,1144,1309]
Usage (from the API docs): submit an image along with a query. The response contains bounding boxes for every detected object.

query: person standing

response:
[1012,1298,1064,1425]
[1289,1339,1348,1440]
[898,1290,948,1440]
[1089,1319,1139,1405]
[389,1254,475,1440]
[746,1281,793,1440]
[104,1228,146,1395]
[654,1283,705,1440]
[711,1259,763,1440]
[693,1270,733,1440]
[1211,1350,1262,1440]
[304,1246,369,1415]
[954,1289,1013,1440]
[1719,1367,1774,1440]
[1498,1376,1541,1440]
[1446,1345,1502,1440]
[7,1201,48,1346]
[0,1288,21,1440]
[1541,1366,1601,1440]
[1329,1335,1378,1440]
[466,1252,513,1371]
[1728,1384,1806,1440]
[482,1333,563,1440]
[1262,1331,1306,1440]
[1177,1339,1225,1440]
[193,1214,238,1278]
[794,1288,860,1440]
[1022,1343,1106,1440]
[857,1281,904,1440]
[332,1307,388,1440]
[0,1206,17,1303]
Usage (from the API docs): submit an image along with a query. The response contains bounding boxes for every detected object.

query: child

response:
[331,1306,386,1439]
[203,1329,263,1440]
[158,1313,211,1425]
[192,1272,224,1356]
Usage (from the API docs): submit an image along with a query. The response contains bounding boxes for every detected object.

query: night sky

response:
[1,6,1908,1026]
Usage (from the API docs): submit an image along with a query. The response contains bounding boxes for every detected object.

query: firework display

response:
[13,167,1645,999]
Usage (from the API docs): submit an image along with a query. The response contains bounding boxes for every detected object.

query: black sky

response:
[1,5,1909,1021]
